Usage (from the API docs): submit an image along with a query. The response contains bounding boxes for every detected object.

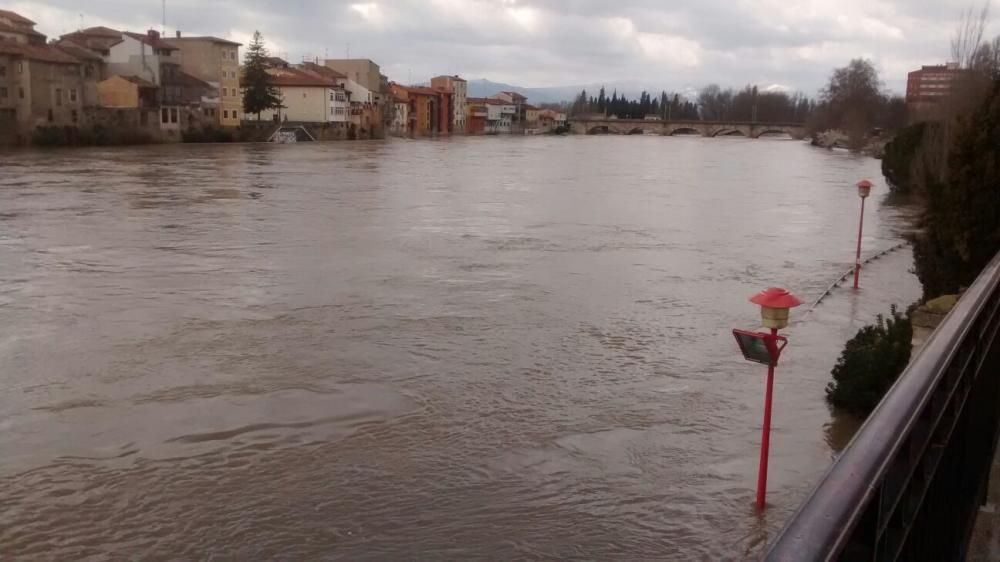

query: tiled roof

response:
[298,61,346,80]
[54,40,104,61]
[171,35,241,46]
[123,31,178,50]
[266,67,336,87]
[0,20,44,38]
[405,86,444,96]
[0,42,81,64]
[112,74,157,88]
[74,26,123,39]
[0,9,35,26]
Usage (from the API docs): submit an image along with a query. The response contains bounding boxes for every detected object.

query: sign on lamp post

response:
[733,287,802,511]
[853,179,873,290]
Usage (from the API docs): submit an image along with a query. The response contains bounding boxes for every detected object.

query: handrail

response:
[764,250,1000,561]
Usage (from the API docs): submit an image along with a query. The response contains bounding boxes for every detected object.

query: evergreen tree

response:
[242,31,282,120]
[597,87,607,114]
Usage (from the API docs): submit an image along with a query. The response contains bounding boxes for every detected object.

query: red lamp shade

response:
[750,287,802,329]
[857,179,873,199]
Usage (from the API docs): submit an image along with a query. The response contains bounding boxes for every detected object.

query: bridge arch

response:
[752,128,794,139]
[667,126,701,136]
[587,125,610,135]
[711,128,747,137]
[626,127,645,135]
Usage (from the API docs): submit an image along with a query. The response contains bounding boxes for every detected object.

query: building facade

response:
[906,63,964,103]
[430,75,466,133]
[0,12,95,141]
[170,34,242,126]
[250,65,349,125]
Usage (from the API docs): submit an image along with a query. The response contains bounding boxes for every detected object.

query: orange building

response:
[388,83,452,136]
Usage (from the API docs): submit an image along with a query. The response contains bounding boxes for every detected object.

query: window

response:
[336,93,346,102]
[223,110,229,119]
[17,62,22,74]
[161,107,169,123]
[335,107,345,115]
[0,87,6,98]
[71,109,78,123]
[303,93,307,98]
[0,66,5,77]
[170,107,178,123]
[221,87,227,97]
[231,51,237,60]
[47,109,53,122]
[18,87,24,99]
[69,89,77,103]
[55,88,62,106]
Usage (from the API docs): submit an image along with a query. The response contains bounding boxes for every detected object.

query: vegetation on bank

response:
[827,13,1000,417]
[826,307,913,417]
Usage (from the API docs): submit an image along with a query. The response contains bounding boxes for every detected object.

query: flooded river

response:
[0,136,920,559]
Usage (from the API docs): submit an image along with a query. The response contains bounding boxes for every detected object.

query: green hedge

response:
[825,306,913,417]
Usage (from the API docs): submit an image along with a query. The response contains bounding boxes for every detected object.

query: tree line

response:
[570,85,814,123]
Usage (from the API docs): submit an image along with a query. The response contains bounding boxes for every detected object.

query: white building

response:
[485,100,515,133]
[250,66,349,123]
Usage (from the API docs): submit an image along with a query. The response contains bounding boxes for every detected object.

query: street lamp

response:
[733,287,802,511]
[853,179,873,290]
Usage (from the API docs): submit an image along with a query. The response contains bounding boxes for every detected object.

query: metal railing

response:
[764,251,1000,561]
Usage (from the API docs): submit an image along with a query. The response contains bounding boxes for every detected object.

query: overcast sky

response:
[12,0,999,95]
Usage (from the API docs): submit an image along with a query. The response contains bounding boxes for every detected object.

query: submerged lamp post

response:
[733,287,802,511]
[853,179,873,289]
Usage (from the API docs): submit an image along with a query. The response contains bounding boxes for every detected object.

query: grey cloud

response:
[20,0,996,95]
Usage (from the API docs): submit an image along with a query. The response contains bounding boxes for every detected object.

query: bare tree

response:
[951,3,990,69]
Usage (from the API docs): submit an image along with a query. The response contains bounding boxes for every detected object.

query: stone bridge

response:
[568,117,806,139]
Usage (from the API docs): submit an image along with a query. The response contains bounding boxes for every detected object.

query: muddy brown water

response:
[0,136,920,559]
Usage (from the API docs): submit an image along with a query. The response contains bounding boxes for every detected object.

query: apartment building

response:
[171,34,242,126]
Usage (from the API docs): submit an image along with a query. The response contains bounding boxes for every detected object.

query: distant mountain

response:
[465,79,701,105]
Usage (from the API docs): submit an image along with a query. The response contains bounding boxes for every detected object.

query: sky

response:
[10,0,999,96]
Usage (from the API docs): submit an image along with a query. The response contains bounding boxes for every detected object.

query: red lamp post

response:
[733,287,802,511]
[853,180,873,290]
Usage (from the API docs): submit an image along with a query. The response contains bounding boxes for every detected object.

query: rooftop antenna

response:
[161,0,166,34]
[78,12,83,31]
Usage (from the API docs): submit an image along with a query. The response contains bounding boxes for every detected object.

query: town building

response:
[389,90,409,136]
[97,74,158,108]
[170,34,242,127]
[389,83,452,136]
[0,9,46,44]
[537,108,567,131]
[524,103,540,131]
[430,75,466,133]
[0,11,95,142]
[906,63,965,103]
[485,98,516,133]
[464,97,488,134]
[250,64,349,125]
[492,90,527,131]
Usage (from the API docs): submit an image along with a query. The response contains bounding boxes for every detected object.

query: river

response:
[0,136,921,560]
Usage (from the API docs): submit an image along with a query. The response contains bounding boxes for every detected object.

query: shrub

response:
[826,306,913,417]
[881,122,930,194]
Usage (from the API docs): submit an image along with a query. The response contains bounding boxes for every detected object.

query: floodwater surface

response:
[0,136,921,559]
